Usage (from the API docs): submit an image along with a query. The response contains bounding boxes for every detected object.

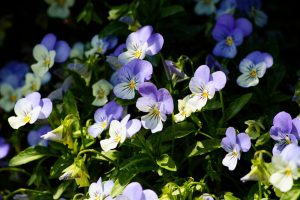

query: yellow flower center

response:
[115,135,121,143]
[226,36,234,46]
[101,121,107,129]
[153,107,160,116]
[98,88,105,98]
[134,50,142,58]
[23,115,31,123]
[285,136,291,144]
[57,0,65,6]
[44,58,51,67]
[285,167,292,176]
[232,149,239,157]
[97,47,103,54]
[129,80,135,89]
[202,91,209,99]
[249,70,257,78]
[181,110,187,117]
[31,83,37,91]
[10,95,17,102]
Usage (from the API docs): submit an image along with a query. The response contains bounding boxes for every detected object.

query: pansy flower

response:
[100,114,141,152]
[92,79,113,106]
[269,111,300,155]
[88,177,114,200]
[85,35,118,57]
[0,83,22,112]
[106,43,126,71]
[45,0,75,19]
[114,182,158,200]
[8,92,53,129]
[188,65,226,111]
[269,144,300,192]
[118,25,164,65]
[0,137,10,159]
[221,127,251,170]
[245,50,273,68]
[113,59,153,100]
[21,73,41,95]
[136,82,173,133]
[212,14,252,58]
[174,95,194,123]
[194,0,219,16]
[31,44,56,77]
[165,60,189,83]
[88,101,123,138]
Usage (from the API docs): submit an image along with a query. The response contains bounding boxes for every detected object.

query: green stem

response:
[160,53,175,91]
[77,149,115,164]
[258,181,262,199]
[0,167,31,176]
[136,133,154,160]
[5,188,51,199]
[219,91,225,117]
[198,131,213,139]
[73,193,84,200]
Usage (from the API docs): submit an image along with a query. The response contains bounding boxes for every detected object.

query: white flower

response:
[222,145,240,171]
[0,83,22,112]
[45,0,75,19]
[269,156,299,192]
[21,73,41,95]
[31,44,56,77]
[236,59,266,88]
[92,79,113,106]
[88,177,114,200]
[85,35,109,57]
[174,95,194,123]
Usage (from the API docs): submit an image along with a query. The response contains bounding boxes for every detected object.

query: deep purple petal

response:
[112,43,126,57]
[213,41,237,58]
[235,18,253,37]
[41,33,57,50]
[291,117,300,139]
[216,14,235,30]
[212,24,230,41]
[210,71,227,91]
[157,88,174,114]
[38,98,53,119]
[273,111,292,134]
[194,65,211,84]
[54,41,71,63]
[138,82,157,99]
[237,133,251,152]
[146,33,164,56]
[103,101,123,120]
[122,182,144,199]
[231,28,244,46]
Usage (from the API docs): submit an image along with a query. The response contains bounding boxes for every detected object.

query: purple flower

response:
[8,92,53,129]
[270,111,300,155]
[113,59,153,99]
[41,33,71,63]
[245,51,273,68]
[0,137,9,159]
[136,82,173,133]
[118,25,164,65]
[27,125,51,146]
[114,182,158,200]
[0,61,29,88]
[107,43,126,71]
[88,101,123,138]
[85,35,118,57]
[212,14,252,58]
[189,65,227,111]
[165,60,189,82]
[221,127,251,170]
[88,177,114,200]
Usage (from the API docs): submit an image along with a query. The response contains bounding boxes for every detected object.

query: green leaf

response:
[156,154,177,171]
[187,139,221,157]
[53,181,72,199]
[9,146,53,167]
[50,154,73,178]
[224,192,241,200]
[203,99,222,111]
[222,93,253,122]
[63,91,79,117]
[160,5,185,19]
[99,21,129,37]
[280,184,300,200]
[255,133,271,147]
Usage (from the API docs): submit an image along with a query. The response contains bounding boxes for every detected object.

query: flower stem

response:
[219,91,225,117]
[77,149,115,164]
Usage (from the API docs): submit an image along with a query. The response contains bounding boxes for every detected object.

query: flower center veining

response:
[226,36,234,46]
[98,88,105,98]
[129,80,136,89]
[249,69,257,78]
[23,115,31,123]
[134,50,142,58]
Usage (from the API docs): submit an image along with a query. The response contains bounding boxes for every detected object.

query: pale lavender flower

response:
[88,177,114,200]
[8,92,53,129]
[269,111,300,155]
[221,127,251,170]
[113,59,153,99]
[118,25,164,65]
[136,82,173,133]
[114,182,158,200]
[88,101,123,138]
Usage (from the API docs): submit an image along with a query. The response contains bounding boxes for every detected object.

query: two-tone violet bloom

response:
[88,177,114,200]
[269,144,300,192]
[221,127,251,171]
[212,14,252,58]
[118,25,164,65]
[236,51,273,88]
[8,92,53,129]
[269,111,300,155]
[188,65,226,111]
[113,182,158,200]
[0,137,10,159]
[85,35,118,57]
[100,114,141,152]
[113,59,153,100]
[88,101,123,138]
[27,125,51,146]
[136,82,173,133]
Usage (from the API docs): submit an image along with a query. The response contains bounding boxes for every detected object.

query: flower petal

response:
[235,18,253,37]
[146,33,164,56]
[194,65,211,83]
[113,82,136,100]
[122,182,144,200]
[126,119,141,138]
[273,111,292,134]
[236,73,259,88]
[100,138,118,152]
[14,98,32,117]
[33,44,48,61]
[237,133,251,152]
[270,171,293,192]
[41,33,57,50]
[141,113,163,133]
[54,40,71,63]
[38,98,53,119]
[222,152,238,171]
[8,116,27,129]
[210,71,227,91]
[88,122,106,138]
[143,189,159,200]
[136,96,157,112]
[213,40,237,58]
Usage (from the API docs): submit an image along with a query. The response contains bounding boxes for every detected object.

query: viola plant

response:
[1,1,299,199]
